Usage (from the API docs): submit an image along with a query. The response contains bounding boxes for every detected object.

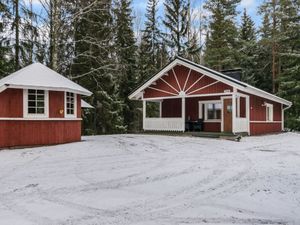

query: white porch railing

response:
[234,118,248,133]
[144,118,183,131]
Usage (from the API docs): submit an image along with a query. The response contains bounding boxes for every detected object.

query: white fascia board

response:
[0,85,7,93]
[6,84,92,96]
[243,86,292,106]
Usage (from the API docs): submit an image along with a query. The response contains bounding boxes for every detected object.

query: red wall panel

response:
[250,95,282,121]
[162,98,182,117]
[203,122,221,132]
[49,91,64,118]
[250,123,282,135]
[77,95,81,118]
[0,89,23,117]
[0,120,81,148]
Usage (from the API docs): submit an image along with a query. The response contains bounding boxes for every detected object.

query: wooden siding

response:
[248,94,282,135]
[250,123,282,135]
[77,95,81,118]
[250,95,282,121]
[0,120,81,148]
[0,89,82,119]
[49,91,65,118]
[203,122,221,132]
[143,65,233,99]
[0,89,23,117]
[162,98,181,117]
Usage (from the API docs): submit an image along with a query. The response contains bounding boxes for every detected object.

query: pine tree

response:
[277,0,300,130]
[238,8,257,85]
[114,0,139,132]
[12,0,20,69]
[72,0,125,134]
[204,0,240,71]
[258,0,282,93]
[163,0,189,56]
[138,0,165,83]
[0,0,14,77]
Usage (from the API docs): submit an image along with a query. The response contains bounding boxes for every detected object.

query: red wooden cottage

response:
[129,57,292,135]
[0,63,92,148]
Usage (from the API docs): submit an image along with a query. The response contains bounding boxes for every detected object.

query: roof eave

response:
[4,84,92,96]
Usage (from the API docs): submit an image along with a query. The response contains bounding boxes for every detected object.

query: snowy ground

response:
[0,133,299,225]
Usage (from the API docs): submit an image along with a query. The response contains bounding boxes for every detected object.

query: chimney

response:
[221,69,242,81]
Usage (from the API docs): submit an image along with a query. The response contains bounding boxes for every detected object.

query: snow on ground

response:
[0,133,299,225]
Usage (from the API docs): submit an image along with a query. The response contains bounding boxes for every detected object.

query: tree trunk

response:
[271,0,277,93]
[14,0,20,70]
[49,0,59,71]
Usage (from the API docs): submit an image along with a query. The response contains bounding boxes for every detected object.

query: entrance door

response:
[223,99,232,132]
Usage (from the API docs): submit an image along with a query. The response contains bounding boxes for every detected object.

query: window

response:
[27,89,46,115]
[205,103,221,120]
[266,103,273,121]
[65,92,76,117]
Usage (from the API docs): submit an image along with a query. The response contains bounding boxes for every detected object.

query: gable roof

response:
[129,56,292,106]
[0,63,92,96]
[81,99,94,108]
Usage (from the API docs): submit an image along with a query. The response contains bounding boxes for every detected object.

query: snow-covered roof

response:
[81,99,94,108]
[0,63,92,96]
[129,57,292,106]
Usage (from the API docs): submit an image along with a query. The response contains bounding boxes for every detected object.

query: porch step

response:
[187,132,235,138]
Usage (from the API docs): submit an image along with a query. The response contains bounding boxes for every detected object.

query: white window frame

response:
[200,100,222,122]
[265,103,273,122]
[23,89,49,118]
[64,92,77,118]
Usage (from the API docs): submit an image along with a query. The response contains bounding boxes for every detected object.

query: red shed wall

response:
[49,91,65,118]
[0,89,23,117]
[248,94,282,135]
[0,120,81,148]
[0,89,83,148]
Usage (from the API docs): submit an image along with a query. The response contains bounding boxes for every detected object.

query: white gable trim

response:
[129,58,292,106]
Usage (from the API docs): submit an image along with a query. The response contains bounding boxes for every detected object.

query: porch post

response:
[143,100,146,130]
[159,101,162,118]
[246,95,250,135]
[232,93,236,134]
[182,97,185,132]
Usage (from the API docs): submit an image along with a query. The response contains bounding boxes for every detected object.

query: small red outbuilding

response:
[129,57,292,135]
[0,63,92,148]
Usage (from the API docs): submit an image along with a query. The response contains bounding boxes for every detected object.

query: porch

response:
[142,93,250,134]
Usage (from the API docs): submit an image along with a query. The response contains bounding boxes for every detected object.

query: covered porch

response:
[142,92,250,134]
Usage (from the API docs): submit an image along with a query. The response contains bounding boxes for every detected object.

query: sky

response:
[131,0,262,28]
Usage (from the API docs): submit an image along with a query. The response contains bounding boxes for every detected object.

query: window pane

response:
[207,103,221,120]
[28,89,36,94]
[28,94,36,101]
[37,101,44,107]
[37,108,44,114]
[28,108,36,113]
[28,101,36,107]
[37,90,44,94]
[36,95,44,101]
